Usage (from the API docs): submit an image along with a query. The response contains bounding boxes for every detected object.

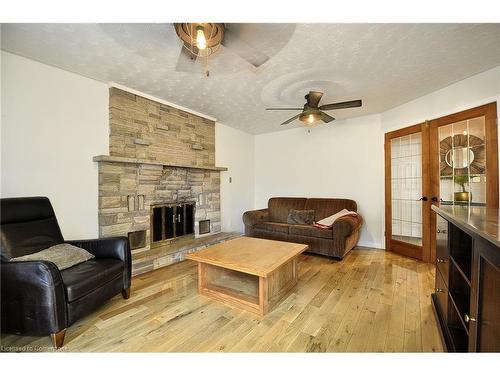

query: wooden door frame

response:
[428,102,499,262]
[384,122,432,262]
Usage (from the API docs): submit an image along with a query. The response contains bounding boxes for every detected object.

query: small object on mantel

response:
[191,143,204,151]
[134,138,152,146]
[92,155,228,171]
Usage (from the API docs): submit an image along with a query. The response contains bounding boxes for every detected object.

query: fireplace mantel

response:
[93,155,228,171]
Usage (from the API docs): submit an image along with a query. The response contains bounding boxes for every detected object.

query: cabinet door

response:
[469,237,500,352]
[436,214,450,280]
[435,268,449,326]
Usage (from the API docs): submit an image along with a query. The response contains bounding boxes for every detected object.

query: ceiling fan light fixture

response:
[267,90,362,127]
[299,110,321,125]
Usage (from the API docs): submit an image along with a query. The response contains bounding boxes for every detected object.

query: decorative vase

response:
[454,192,471,202]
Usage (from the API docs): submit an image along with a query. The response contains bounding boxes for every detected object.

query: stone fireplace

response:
[94,87,229,276]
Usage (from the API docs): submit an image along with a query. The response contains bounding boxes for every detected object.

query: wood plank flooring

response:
[0,248,443,352]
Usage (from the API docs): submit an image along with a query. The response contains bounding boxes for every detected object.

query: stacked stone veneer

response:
[97,88,222,276]
[109,87,215,168]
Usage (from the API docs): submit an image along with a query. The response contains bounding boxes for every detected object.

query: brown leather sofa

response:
[0,197,131,348]
[243,197,363,259]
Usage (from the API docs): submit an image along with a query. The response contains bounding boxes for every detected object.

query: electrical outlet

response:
[229,177,232,183]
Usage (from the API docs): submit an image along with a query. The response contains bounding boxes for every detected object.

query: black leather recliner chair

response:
[0,197,131,348]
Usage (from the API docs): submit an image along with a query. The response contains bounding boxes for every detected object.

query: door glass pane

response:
[391,133,423,246]
[438,116,486,206]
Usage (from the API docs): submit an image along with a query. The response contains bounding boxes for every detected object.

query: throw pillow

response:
[287,209,315,225]
[10,243,95,270]
[314,209,358,228]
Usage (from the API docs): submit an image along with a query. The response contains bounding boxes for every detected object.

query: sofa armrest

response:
[331,214,363,238]
[243,208,269,227]
[1,260,67,334]
[66,237,131,290]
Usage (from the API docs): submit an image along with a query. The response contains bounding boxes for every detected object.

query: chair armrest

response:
[331,214,363,238]
[1,260,67,334]
[67,237,131,290]
[243,208,269,227]
[66,236,128,262]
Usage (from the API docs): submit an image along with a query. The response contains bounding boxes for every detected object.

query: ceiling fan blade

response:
[307,91,323,108]
[222,25,270,67]
[319,99,362,111]
[281,114,300,125]
[266,108,303,111]
[320,111,335,123]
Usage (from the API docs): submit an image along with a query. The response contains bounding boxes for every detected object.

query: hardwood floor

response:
[0,248,443,352]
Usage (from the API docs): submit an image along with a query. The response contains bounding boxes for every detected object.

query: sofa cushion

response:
[287,209,315,225]
[254,221,290,234]
[61,259,124,302]
[268,197,307,223]
[305,198,357,222]
[289,224,333,239]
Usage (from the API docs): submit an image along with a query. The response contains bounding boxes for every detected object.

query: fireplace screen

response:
[151,202,195,245]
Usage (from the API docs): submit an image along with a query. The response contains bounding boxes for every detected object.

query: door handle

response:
[419,196,428,202]
[464,314,477,323]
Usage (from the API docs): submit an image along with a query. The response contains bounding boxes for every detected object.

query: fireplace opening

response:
[151,202,195,246]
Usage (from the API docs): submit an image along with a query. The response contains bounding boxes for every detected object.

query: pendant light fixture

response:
[174,23,225,76]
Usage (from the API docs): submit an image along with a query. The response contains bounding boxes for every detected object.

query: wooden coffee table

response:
[186,237,308,316]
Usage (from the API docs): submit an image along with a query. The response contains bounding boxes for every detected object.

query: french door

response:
[385,123,431,261]
[385,102,498,262]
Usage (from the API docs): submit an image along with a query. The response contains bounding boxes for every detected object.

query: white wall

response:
[254,115,384,248]
[1,51,109,239]
[215,122,255,233]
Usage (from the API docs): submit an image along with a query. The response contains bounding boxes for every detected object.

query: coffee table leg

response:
[198,262,205,293]
[259,276,268,316]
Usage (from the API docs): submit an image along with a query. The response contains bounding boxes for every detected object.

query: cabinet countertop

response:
[432,204,500,248]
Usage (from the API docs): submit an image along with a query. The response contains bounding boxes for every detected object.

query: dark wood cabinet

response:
[469,236,500,352]
[432,207,500,352]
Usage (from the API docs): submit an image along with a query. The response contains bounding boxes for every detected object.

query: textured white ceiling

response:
[2,23,500,134]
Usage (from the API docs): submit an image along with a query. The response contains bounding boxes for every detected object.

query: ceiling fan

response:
[266,91,362,126]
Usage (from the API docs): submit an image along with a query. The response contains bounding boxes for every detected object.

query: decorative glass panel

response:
[391,133,423,246]
[438,116,486,206]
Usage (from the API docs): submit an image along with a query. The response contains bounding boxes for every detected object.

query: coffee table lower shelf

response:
[196,258,298,316]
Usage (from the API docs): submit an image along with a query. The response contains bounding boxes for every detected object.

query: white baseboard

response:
[357,241,384,249]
